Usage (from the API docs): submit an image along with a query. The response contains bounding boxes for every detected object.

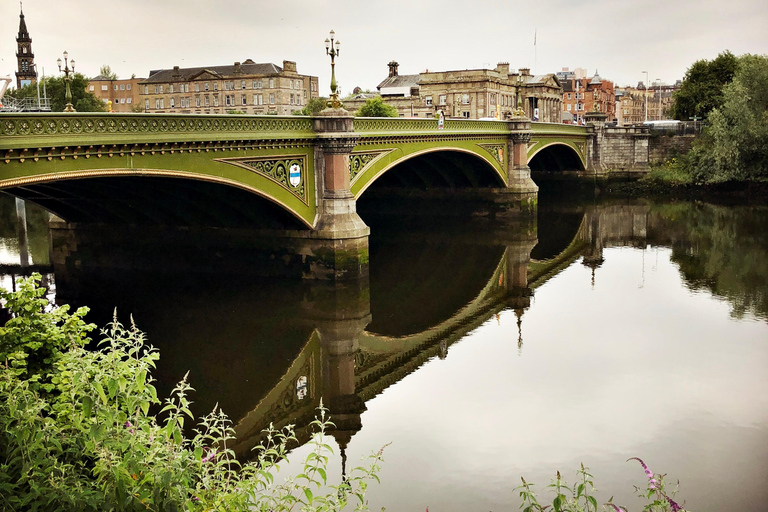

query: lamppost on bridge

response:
[57,51,76,112]
[514,73,526,117]
[324,30,343,110]
[642,70,649,122]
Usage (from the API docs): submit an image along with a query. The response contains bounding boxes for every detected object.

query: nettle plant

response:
[0,274,384,512]
[514,459,687,512]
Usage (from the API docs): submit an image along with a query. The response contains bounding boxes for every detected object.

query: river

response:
[1,193,766,511]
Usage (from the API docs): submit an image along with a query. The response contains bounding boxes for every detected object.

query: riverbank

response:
[602,176,768,205]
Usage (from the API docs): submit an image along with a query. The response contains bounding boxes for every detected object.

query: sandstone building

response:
[88,76,145,112]
[138,60,319,115]
[561,71,616,124]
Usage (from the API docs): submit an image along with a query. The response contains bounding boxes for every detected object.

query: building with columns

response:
[347,62,562,122]
[138,60,319,115]
[15,6,37,89]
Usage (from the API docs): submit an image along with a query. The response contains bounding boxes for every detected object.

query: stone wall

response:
[599,126,650,174]
[649,134,696,164]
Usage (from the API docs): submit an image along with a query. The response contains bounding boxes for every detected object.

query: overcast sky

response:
[2,0,767,94]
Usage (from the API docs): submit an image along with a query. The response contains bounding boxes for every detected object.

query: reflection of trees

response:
[649,203,768,320]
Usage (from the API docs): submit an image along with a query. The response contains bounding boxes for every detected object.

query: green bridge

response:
[0,111,649,279]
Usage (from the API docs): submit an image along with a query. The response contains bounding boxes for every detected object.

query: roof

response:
[143,62,284,83]
[90,74,112,81]
[377,73,420,91]
[590,70,603,85]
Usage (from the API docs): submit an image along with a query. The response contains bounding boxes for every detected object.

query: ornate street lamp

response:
[325,30,342,109]
[642,70,649,122]
[514,73,526,117]
[57,51,76,112]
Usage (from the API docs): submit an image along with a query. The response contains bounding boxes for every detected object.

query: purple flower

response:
[125,421,134,434]
[628,457,655,482]
[661,492,683,511]
[201,449,217,463]
[605,504,627,512]
[192,496,200,502]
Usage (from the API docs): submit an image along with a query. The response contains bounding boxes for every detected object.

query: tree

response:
[687,53,768,182]
[670,50,738,120]
[355,97,398,117]
[99,65,117,80]
[5,73,107,112]
[292,97,328,115]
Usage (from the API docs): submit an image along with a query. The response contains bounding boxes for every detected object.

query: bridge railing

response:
[0,112,316,150]
[354,117,511,137]
[531,122,588,135]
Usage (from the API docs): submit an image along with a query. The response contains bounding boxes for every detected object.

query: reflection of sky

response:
[283,247,768,512]
[0,238,21,266]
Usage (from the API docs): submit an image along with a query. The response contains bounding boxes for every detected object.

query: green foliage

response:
[99,65,118,80]
[670,51,737,121]
[514,461,687,512]
[6,73,107,112]
[293,97,329,116]
[685,53,768,183]
[355,97,398,118]
[226,109,246,114]
[0,275,384,511]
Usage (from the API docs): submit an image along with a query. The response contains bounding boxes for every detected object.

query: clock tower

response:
[16,4,37,89]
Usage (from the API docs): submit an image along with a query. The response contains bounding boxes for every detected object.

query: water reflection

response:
[1,194,767,511]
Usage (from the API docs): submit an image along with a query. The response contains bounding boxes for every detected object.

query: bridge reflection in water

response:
[0,195,649,460]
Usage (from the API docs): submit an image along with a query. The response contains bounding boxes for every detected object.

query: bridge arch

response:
[2,169,313,229]
[351,146,507,198]
[528,142,586,173]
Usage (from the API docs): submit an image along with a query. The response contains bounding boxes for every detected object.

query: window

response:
[204,82,209,91]
[120,98,125,104]
[290,80,294,90]
[290,93,294,105]
[159,85,163,94]
[214,96,219,106]
[22,47,27,54]
[567,93,571,99]
[269,78,274,88]
[311,82,316,92]
[126,84,131,90]
[256,80,262,89]
[256,94,263,105]
[269,93,275,104]
[170,84,174,93]
[462,111,470,118]
[439,94,446,105]
[120,84,125,90]
[127,98,132,104]
[144,85,148,94]
[241,80,246,90]
[425,96,432,106]
[213,82,218,91]
[205,96,210,107]
[89,85,95,91]
[155,99,160,109]
[242,95,247,106]
[159,99,164,108]
[101,85,108,91]
[196,96,201,107]
[145,99,149,109]
[567,104,572,111]
[462,94,470,104]
[195,83,200,92]
[183,84,188,93]
[114,85,118,91]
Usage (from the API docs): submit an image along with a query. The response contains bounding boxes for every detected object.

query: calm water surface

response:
[1,195,767,511]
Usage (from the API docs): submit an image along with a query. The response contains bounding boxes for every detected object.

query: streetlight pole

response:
[32,64,41,110]
[642,70,648,122]
[57,51,76,112]
[325,30,342,109]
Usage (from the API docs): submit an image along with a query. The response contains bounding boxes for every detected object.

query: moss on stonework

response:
[312,246,369,270]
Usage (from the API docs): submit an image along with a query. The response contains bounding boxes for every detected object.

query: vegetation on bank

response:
[0,276,692,511]
[0,275,384,511]
[355,97,398,118]
[643,52,768,188]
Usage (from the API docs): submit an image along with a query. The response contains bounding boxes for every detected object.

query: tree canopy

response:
[99,65,117,80]
[670,50,738,121]
[5,73,107,112]
[355,97,398,117]
[687,53,768,182]
[292,97,327,116]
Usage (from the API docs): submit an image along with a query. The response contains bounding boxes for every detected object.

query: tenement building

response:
[88,76,145,112]
[139,60,319,115]
[561,70,616,124]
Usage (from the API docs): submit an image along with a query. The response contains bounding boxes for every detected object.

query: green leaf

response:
[82,396,93,417]
[304,488,313,503]
[587,495,597,509]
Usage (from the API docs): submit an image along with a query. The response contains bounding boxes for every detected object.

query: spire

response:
[17,3,30,41]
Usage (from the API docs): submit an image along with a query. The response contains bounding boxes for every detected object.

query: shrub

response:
[0,274,384,511]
